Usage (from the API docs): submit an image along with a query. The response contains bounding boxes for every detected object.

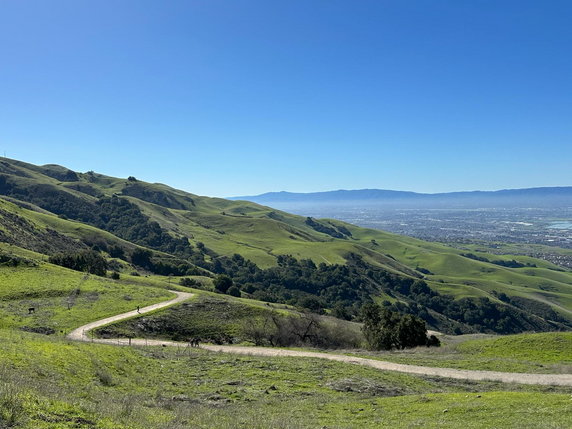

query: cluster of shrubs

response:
[0,252,37,267]
[212,274,241,297]
[244,311,361,349]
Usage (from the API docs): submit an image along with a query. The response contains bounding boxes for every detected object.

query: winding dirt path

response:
[67,290,194,341]
[67,291,572,387]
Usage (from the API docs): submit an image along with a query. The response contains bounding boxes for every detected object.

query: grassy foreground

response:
[1,329,571,428]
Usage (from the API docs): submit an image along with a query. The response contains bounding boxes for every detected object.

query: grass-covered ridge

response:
[457,332,572,364]
[1,157,572,334]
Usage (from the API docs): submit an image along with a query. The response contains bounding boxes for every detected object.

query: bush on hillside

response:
[179,277,199,287]
[130,249,153,269]
[0,253,37,268]
[227,286,241,297]
[108,245,125,259]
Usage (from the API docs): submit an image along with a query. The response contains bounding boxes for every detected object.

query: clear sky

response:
[1,1,570,197]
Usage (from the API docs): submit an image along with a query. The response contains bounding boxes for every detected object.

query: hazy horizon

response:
[230,185,572,199]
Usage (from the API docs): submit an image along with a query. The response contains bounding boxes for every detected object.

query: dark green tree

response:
[299,296,324,313]
[227,286,241,297]
[213,274,233,294]
[131,249,153,269]
[108,245,125,259]
[396,314,428,349]
[361,303,432,350]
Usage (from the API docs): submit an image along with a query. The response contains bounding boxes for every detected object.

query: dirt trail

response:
[67,290,194,341]
[67,291,572,387]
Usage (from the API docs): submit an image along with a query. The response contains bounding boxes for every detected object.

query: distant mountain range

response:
[231,187,572,208]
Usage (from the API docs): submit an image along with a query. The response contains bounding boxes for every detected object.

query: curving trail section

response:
[202,345,572,386]
[67,290,194,342]
[67,291,572,387]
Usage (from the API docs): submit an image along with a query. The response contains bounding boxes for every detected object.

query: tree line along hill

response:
[1,157,572,335]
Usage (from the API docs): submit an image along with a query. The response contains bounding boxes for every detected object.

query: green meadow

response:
[0,253,173,334]
[1,328,571,429]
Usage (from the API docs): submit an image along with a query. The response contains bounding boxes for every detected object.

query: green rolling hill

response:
[1,157,572,334]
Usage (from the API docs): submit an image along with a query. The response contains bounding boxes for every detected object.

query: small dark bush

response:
[426,335,441,347]
[227,286,241,297]
[20,326,56,335]
[179,277,198,287]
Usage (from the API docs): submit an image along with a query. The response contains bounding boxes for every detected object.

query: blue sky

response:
[1,1,570,197]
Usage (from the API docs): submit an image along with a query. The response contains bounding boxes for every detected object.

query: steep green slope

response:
[1,158,572,331]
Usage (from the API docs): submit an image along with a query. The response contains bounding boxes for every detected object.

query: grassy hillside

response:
[0,243,174,334]
[1,158,572,333]
[456,332,572,365]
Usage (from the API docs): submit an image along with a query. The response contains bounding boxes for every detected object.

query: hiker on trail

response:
[136,305,140,314]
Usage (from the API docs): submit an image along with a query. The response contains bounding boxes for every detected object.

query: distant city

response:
[231,189,572,269]
[260,203,568,242]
